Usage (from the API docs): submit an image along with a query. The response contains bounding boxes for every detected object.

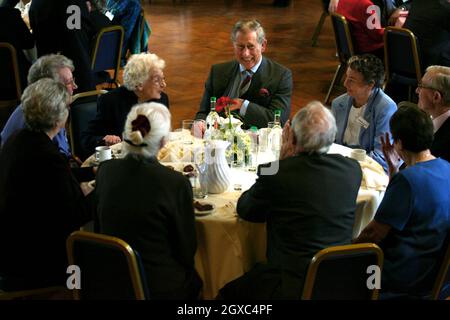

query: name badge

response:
[357,116,370,129]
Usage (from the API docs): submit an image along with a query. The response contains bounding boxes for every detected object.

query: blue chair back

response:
[69,90,106,161]
[330,13,355,64]
[91,26,124,87]
[302,243,384,300]
[384,27,422,87]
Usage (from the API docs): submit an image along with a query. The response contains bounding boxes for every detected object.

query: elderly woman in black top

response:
[81,52,169,155]
[95,102,201,299]
[0,78,92,291]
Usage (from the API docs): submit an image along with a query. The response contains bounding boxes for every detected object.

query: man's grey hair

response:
[291,101,337,154]
[231,19,266,44]
[27,54,74,85]
[426,65,450,105]
[123,53,165,91]
[22,78,70,132]
[122,102,171,158]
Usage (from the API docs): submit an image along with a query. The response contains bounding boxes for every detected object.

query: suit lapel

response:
[221,62,240,97]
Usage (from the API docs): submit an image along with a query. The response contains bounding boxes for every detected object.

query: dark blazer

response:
[0,7,34,91]
[0,129,92,291]
[96,155,202,299]
[29,0,96,92]
[431,116,450,162]
[221,153,362,299]
[196,57,293,128]
[81,86,169,155]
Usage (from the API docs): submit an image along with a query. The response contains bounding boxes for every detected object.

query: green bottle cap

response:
[211,97,216,102]
[250,126,258,132]
[275,110,281,116]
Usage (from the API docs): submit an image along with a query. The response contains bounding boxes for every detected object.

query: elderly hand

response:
[279,120,296,160]
[328,0,339,13]
[380,132,401,178]
[228,98,244,112]
[388,8,403,26]
[103,135,122,146]
[192,120,205,139]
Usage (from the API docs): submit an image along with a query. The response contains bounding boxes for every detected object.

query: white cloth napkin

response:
[359,157,389,191]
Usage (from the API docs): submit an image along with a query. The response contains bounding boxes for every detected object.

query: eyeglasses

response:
[151,76,166,85]
[64,77,77,87]
[417,81,442,94]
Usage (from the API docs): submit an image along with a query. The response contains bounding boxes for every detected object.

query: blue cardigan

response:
[331,88,397,170]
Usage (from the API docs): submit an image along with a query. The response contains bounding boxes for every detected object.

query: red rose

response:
[216,96,234,113]
[259,88,270,97]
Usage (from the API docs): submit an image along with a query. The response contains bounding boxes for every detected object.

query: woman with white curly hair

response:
[94,102,202,299]
[82,52,169,157]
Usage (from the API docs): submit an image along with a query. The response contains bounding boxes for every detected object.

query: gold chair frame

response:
[68,89,107,159]
[91,25,125,88]
[325,12,355,105]
[0,42,22,107]
[383,27,422,101]
[431,237,450,300]
[302,243,384,300]
[66,231,147,300]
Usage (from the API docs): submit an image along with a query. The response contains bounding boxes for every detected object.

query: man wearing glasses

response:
[416,65,450,162]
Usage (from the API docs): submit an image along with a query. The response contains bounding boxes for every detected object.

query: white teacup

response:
[350,148,367,161]
[95,146,112,162]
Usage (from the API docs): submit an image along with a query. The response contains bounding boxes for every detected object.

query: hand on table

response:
[103,135,121,146]
[192,120,205,138]
[228,99,244,112]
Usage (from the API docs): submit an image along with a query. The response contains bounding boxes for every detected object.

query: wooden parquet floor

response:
[142,0,340,129]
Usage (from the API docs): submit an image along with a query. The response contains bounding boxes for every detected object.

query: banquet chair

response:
[69,89,107,161]
[325,13,355,105]
[0,42,22,130]
[91,25,124,88]
[66,231,149,300]
[311,2,329,47]
[302,243,383,300]
[430,234,450,300]
[383,27,422,102]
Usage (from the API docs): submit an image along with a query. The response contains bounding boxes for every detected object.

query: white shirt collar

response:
[432,109,450,133]
[239,57,263,74]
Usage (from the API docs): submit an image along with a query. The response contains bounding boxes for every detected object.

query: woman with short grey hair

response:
[94,102,202,300]
[82,52,169,155]
[331,54,397,171]
[22,78,70,133]
[0,78,92,292]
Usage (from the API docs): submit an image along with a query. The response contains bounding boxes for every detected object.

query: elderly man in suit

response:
[416,65,450,162]
[195,19,293,129]
[219,101,362,299]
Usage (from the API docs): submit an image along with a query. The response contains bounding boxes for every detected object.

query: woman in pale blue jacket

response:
[331,54,397,170]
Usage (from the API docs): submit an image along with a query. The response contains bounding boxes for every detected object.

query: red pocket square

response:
[259,88,270,97]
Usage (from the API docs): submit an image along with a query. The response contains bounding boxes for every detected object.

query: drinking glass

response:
[181,120,194,144]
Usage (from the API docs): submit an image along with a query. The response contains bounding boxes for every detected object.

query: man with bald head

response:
[416,65,450,162]
[219,101,362,299]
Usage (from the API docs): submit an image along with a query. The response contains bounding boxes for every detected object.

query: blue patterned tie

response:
[239,71,253,97]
